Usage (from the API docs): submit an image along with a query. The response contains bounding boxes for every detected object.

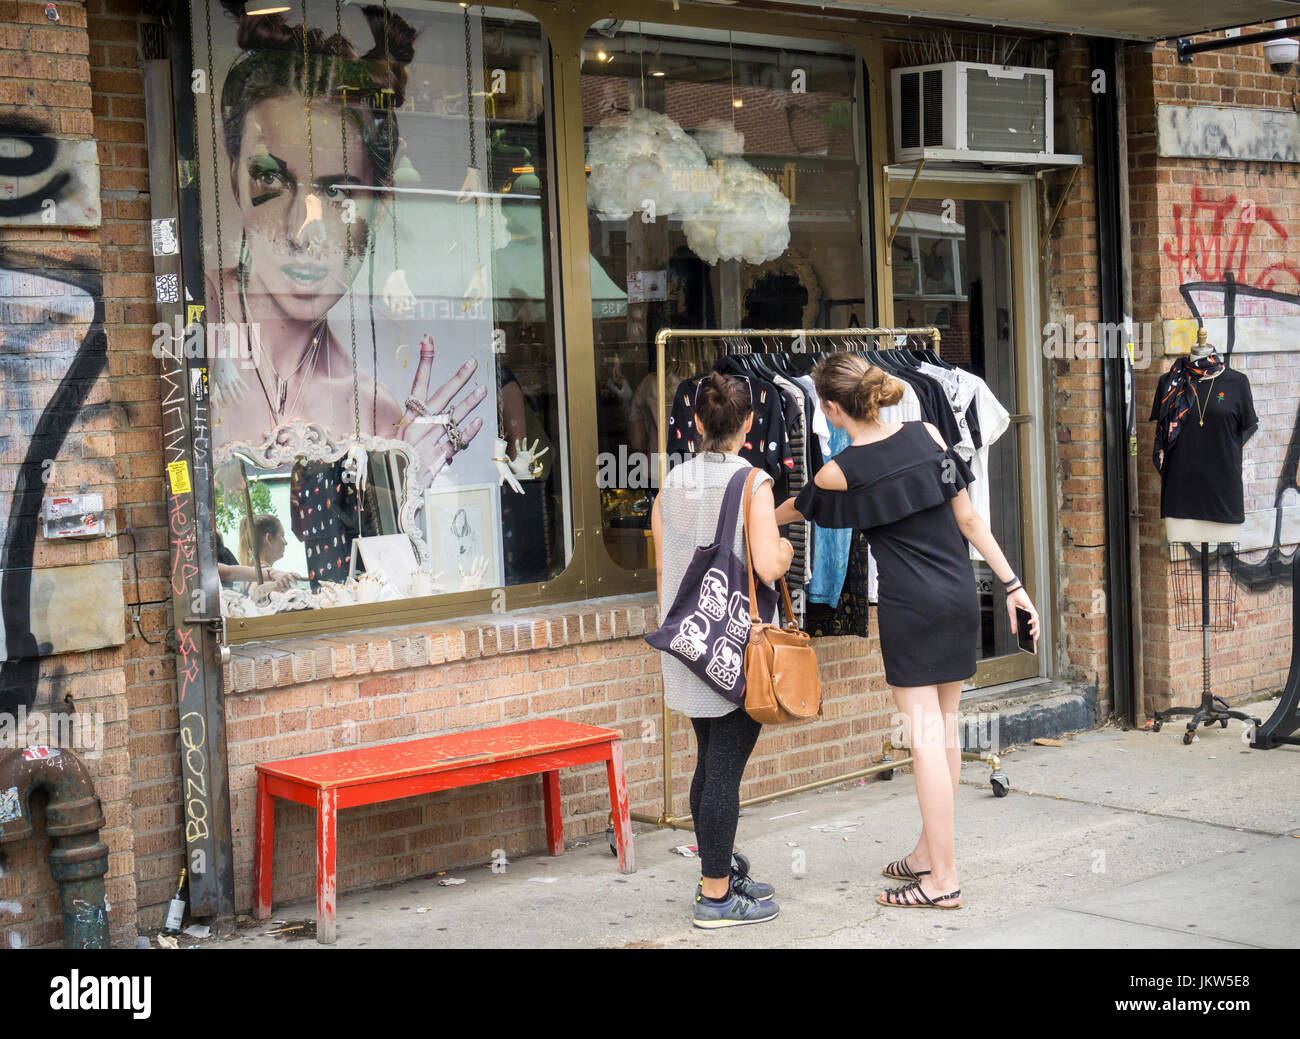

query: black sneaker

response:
[730,851,775,901]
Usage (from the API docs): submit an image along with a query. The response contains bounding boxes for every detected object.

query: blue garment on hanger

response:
[808,426,853,606]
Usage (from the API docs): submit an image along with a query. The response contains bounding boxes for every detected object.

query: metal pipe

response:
[0,748,110,949]
[1177,24,1298,62]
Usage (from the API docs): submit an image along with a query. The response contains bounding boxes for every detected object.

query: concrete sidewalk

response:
[214,701,1300,949]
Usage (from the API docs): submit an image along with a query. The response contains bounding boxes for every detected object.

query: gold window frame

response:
[202,0,893,644]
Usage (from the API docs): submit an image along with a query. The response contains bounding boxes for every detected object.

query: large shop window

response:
[191,2,569,622]
[581,23,873,572]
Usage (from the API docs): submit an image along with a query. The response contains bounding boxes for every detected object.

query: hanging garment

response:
[290,459,361,586]
[965,377,1010,561]
[1151,352,1227,474]
[1149,363,1257,523]
[919,361,978,462]
[808,425,853,607]
[804,529,872,639]
[667,372,794,487]
[772,374,809,593]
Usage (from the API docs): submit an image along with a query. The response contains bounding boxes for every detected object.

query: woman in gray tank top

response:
[651,372,792,929]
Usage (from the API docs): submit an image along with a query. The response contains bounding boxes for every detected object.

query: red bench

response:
[253,719,636,943]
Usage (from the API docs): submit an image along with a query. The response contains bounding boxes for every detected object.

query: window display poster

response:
[195,1,505,493]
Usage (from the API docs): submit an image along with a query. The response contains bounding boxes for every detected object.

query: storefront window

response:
[189,1,568,619]
[581,23,872,571]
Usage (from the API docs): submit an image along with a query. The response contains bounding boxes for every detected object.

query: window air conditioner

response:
[891,61,1056,163]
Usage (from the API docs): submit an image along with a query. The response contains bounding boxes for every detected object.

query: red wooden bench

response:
[253,719,635,943]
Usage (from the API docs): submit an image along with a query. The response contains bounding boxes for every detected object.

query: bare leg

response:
[907,680,964,871]
[884,684,961,906]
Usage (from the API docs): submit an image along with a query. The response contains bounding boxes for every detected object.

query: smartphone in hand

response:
[1015,606,1036,655]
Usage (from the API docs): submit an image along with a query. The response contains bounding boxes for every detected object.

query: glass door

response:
[886,179,1038,687]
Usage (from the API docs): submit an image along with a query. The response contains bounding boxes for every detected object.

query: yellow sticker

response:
[167,460,192,495]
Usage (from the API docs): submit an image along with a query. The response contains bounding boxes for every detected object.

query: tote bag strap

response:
[742,470,797,626]
[709,466,751,549]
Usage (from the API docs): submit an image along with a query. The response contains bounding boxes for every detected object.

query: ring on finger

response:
[446,417,468,453]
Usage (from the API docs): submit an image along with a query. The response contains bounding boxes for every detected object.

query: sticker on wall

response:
[155,273,180,304]
[167,460,192,496]
[0,786,19,824]
[190,366,208,402]
[20,746,58,761]
[151,217,179,256]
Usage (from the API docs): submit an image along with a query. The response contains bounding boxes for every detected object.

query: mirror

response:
[212,420,484,618]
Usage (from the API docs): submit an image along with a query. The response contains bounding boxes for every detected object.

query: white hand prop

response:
[458,556,490,590]
[382,269,415,316]
[508,438,549,480]
[493,436,524,493]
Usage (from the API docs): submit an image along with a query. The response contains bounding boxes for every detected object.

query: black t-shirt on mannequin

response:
[1149,364,1258,524]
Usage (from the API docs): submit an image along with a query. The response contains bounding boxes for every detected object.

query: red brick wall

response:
[0,0,136,950]
[1042,38,1109,709]
[1127,34,1300,717]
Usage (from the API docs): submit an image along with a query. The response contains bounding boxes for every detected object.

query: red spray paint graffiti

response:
[1162,185,1300,294]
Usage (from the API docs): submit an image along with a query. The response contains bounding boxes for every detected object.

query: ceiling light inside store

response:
[597,50,609,61]
[651,70,665,76]
[246,4,291,12]
[732,98,743,108]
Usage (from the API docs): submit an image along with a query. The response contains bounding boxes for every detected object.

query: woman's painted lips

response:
[281,264,330,286]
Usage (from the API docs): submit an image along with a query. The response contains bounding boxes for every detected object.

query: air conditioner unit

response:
[891,61,1056,163]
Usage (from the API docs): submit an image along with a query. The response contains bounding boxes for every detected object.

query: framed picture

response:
[424,482,503,588]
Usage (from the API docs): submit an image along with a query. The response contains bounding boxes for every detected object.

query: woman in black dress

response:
[776,354,1039,910]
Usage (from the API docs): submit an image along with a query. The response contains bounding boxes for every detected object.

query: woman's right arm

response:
[747,482,794,583]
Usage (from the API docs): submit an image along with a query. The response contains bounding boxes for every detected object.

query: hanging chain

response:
[338,0,360,439]
[301,0,314,188]
[464,6,476,171]
[201,1,226,335]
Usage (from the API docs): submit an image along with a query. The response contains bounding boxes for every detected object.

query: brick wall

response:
[0,0,136,950]
[1042,38,1110,710]
[222,598,892,911]
[1127,34,1300,717]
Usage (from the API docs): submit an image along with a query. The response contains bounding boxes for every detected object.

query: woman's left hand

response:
[1006,587,1040,642]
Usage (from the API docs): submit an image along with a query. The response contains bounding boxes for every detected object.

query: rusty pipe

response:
[0,747,110,949]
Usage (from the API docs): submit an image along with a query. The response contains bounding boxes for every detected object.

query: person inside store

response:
[208,1,485,487]
[651,372,794,928]
[216,514,302,593]
[775,354,1039,910]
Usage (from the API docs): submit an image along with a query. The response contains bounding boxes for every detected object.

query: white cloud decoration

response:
[682,157,791,266]
[586,108,716,221]
[585,108,790,266]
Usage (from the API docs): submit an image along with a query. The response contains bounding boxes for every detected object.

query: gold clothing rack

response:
[637,325,1004,834]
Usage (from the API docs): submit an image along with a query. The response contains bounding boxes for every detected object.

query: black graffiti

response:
[1180,274,1300,590]
[0,116,72,219]
[0,249,107,713]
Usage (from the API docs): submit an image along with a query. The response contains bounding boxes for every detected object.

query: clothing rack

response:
[635,326,1008,835]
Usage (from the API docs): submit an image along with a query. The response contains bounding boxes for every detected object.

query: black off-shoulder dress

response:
[794,421,979,687]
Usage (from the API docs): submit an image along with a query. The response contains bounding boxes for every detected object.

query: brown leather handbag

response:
[741,470,822,725]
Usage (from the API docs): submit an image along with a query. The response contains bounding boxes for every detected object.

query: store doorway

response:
[886,178,1042,688]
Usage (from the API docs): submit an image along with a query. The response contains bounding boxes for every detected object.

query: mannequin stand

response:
[1251,549,1300,749]
[1153,542,1262,745]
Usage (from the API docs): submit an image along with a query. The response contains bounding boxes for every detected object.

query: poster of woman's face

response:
[197,0,507,493]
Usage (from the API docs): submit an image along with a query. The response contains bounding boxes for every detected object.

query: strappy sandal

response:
[881,856,930,881]
[876,879,962,910]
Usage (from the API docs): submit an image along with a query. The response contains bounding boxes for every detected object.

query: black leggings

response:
[689,709,762,879]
